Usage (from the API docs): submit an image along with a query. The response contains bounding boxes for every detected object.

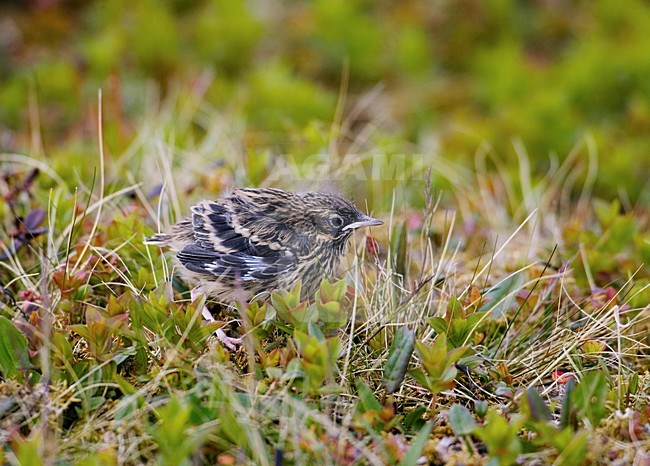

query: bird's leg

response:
[190,287,215,322]
[215,327,243,351]
[190,287,243,350]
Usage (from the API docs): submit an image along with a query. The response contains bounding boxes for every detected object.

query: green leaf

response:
[466,312,486,329]
[316,299,347,330]
[445,345,469,367]
[554,430,589,466]
[383,327,416,394]
[559,378,577,430]
[399,421,433,466]
[413,335,467,394]
[607,215,638,250]
[447,318,472,348]
[525,388,552,422]
[391,221,408,279]
[573,370,608,427]
[114,374,137,395]
[447,296,463,320]
[307,321,326,341]
[449,404,477,436]
[51,332,73,366]
[628,371,638,396]
[115,396,138,423]
[151,397,203,465]
[12,430,44,466]
[543,426,576,452]
[475,400,489,419]
[408,368,431,389]
[478,270,525,318]
[355,379,383,413]
[474,409,522,466]
[0,316,29,379]
[403,406,427,432]
[316,278,347,303]
[594,199,620,227]
[427,317,447,335]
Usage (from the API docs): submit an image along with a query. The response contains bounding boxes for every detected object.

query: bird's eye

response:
[330,215,344,228]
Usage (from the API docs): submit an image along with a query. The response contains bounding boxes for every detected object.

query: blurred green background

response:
[1,0,649,203]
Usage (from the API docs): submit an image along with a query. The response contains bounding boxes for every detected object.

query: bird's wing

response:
[177,200,299,280]
[177,244,297,281]
[226,189,312,254]
[191,197,311,255]
[190,201,263,255]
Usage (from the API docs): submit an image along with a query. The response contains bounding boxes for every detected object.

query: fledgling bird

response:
[145,188,383,304]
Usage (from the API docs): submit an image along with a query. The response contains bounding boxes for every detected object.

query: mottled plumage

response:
[146,188,382,302]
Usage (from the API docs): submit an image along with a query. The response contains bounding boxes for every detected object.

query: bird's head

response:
[298,192,383,255]
[228,188,382,260]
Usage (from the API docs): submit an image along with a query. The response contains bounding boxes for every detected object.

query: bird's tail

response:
[144,233,172,246]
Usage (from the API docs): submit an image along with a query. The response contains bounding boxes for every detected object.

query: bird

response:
[145,188,383,306]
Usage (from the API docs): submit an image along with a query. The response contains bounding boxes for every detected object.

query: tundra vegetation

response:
[0,1,648,464]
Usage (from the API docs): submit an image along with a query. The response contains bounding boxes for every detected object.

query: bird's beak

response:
[343,215,384,231]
